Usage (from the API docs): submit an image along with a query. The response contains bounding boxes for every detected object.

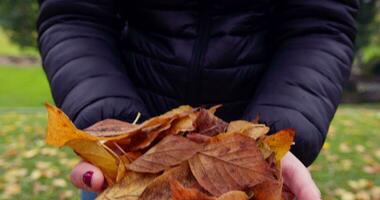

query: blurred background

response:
[0,1,379,200]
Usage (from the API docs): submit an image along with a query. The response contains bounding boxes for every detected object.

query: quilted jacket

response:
[37,0,358,166]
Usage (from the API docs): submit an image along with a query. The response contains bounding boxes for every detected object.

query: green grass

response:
[0,65,53,107]
[0,28,38,57]
[0,105,379,199]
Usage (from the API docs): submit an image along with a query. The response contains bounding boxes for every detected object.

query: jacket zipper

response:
[186,0,210,105]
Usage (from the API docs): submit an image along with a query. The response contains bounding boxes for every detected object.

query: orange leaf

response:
[139,162,199,200]
[170,180,215,200]
[217,191,249,200]
[45,103,101,147]
[96,172,157,200]
[128,135,203,173]
[227,120,269,139]
[263,129,295,162]
[66,140,119,184]
[189,134,275,196]
[250,180,282,200]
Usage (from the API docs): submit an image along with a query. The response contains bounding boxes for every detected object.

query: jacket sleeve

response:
[243,1,358,166]
[37,0,150,129]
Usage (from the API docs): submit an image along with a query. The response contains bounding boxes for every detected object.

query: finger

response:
[70,161,105,192]
[281,153,321,200]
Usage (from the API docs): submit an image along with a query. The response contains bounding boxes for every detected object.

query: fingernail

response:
[83,171,94,188]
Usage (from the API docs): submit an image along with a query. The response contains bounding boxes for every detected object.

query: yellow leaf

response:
[263,129,295,162]
[66,140,119,184]
[96,172,157,200]
[217,191,248,200]
[45,103,100,147]
[227,120,269,139]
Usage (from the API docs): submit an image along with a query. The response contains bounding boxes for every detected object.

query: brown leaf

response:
[186,133,212,143]
[164,111,199,135]
[128,135,203,173]
[263,129,295,163]
[227,120,269,139]
[250,180,282,200]
[139,162,199,200]
[170,180,215,200]
[194,108,228,136]
[189,134,274,196]
[96,172,157,200]
[217,191,249,200]
[85,119,137,137]
[105,105,195,151]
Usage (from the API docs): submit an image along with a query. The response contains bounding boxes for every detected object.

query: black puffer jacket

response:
[37,0,358,166]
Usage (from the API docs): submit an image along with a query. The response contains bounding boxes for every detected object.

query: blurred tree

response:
[0,0,38,48]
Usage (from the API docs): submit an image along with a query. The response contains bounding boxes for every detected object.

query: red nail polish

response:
[83,171,94,188]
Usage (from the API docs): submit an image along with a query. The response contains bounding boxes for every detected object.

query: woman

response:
[37,0,358,199]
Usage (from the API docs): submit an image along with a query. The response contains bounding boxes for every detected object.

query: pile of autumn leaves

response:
[45,104,295,200]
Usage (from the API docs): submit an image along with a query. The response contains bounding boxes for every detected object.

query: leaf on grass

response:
[139,162,199,200]
[85,119,137,137]
[96,172,157,200]
[189,134,274,196]
[66,140,119,184]
[227,120,269,139]
[170,180,215,200]
[128,135,203,173]
[194,108,228,136]
[217,191,249,200]
[263,129,295,162]
[45,103,100,147]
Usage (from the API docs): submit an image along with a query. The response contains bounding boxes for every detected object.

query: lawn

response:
[0,65,379,199]
[0,66,53,108]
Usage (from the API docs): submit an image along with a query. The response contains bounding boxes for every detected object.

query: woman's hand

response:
[282,152,321,200]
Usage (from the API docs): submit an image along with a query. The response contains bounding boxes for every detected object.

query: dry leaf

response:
[45,103,100,147]
[86,119,137,137]
[189,134,274,196]
[227,120,269,139]
[66,140,119,184]
[208,105,222,115]
[263,129,295,162]
[251,180,282,200]
[217,191,249,200]
[194,108,228,136]
[170,180,215,200]
[139,162,199,200]
[128,135,203,173]
[96,172,157,200]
